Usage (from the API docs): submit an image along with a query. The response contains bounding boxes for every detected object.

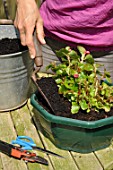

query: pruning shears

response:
[101,78,113,86]
[0,139,48,165]
[12,136,64,158]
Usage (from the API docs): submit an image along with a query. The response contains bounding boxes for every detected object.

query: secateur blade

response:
[33,146,64,158]
[0,139,48,165]
[12,136,64,159]
[23,155,48,165]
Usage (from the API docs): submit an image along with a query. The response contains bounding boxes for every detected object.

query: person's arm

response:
[14,0,46,59]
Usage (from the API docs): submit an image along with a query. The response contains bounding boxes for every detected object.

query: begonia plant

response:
[47,46,113,114]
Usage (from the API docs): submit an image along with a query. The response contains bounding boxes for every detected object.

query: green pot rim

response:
[30,93,113,129]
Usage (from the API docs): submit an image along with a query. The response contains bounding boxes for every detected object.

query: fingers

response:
[25,28,36,59]
[19,29,26,46]
[36,18,46,45]
[16,25,36,59]
[14,6,45,59]
[14,14,26,46]
[14,19,36,58]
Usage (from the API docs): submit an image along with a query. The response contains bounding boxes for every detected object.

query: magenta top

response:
[40,0,113,51]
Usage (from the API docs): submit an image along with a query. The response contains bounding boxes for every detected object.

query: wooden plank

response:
[0,0,41,20]
[95,146,113,170]
[0,111,28,170]
[28,102,79,170]
[36,0,41,7]
[6,0,16,20]
[11,104,54,170]
[71,152,103,170]
[0,155,3,170]
[0,1,6,19]
[38,132,79,170]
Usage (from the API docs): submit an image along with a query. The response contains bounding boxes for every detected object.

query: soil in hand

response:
[36,77,113,121]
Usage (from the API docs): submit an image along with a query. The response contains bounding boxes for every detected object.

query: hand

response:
[14,0,46,59]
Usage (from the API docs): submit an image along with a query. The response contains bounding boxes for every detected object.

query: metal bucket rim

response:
[0,49,29,57]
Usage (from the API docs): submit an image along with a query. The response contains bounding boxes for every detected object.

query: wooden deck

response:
[1,1,113,168]
[0,100,113,170]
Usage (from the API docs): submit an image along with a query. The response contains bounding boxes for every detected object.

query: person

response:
[14,0,113,81]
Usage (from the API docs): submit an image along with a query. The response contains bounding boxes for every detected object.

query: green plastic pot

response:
[30,93,113,153]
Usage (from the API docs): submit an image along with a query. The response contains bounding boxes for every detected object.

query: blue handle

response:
[12,136,36,150]
[102,79,113,86]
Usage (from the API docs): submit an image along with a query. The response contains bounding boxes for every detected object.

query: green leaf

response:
[96,101,103,109]
[85,54,94,64]
[56,69,63,75]
[69,69,77,76]
[79,72,87,80]
[83,63,94,72]
[89,98,97,107]
[77,46,86,55]
[58,85,67,94]
[104,71,111,78]
[88,75,95,83]
[90,88,95,97]
[55,78,62,84]
[79,100,88,110]
[66,67,70,75]
[63,78,75,90]
[56,47,70,57]
[89,73,95,79]
[65,46,71,51]
[71,102,80,114]
[87,108,90,113]
[103,105,110,112]
[46,62,56,70]
[69,50,79,59]
[71,93,78,100]
[105,89,111,97]
[100,89,105,95]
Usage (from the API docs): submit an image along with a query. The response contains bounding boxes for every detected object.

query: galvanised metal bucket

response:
[0,25,34,111]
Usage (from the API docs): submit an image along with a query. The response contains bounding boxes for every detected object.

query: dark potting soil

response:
[36,77,113,121]
[0,38,28,55]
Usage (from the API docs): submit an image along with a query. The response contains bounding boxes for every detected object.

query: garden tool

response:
[0,139,48,165]
[12,136,64,158]
[31,76,56,114]
[32,31,43,81]
[31,33,56,114]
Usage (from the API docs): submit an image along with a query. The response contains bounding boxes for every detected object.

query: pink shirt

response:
[40,0,113,51]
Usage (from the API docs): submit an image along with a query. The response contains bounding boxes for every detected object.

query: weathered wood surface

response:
[0,0,40,20]
[0,0,6,19]
[0,0,16,19]
[0,1,113,169]
[0,99,113,170]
